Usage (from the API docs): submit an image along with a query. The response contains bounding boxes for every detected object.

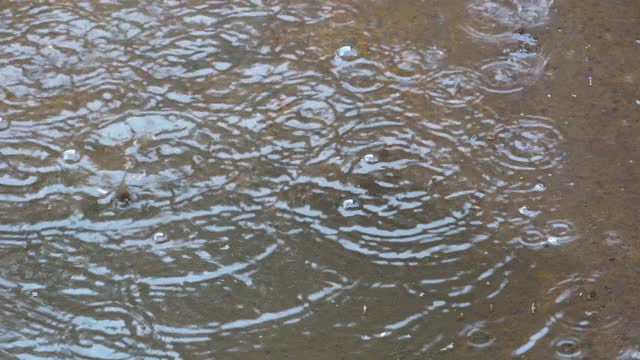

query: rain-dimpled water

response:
[0,0,639,359]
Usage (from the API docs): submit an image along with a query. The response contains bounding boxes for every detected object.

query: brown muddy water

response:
[0,0,638,359]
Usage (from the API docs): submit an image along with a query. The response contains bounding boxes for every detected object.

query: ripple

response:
[425,67,484,108]
[546,220,578,246]
[513,226,547,248]
[513,219,577,249]
[491,115,564,171]
[387,46,447,79]
[460,322,497,350]
[552,336,587,359]
[332,58,386,94]
[546,272,622,333]
[0,0,602,358]
[89,112,197,147]
[464,0,554,42]
[478,53,547,93]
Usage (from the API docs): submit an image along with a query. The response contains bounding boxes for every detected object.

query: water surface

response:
[0,0,639,358]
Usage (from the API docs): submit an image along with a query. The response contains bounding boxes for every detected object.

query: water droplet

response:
[342,198,360,211]
[153,232,168,243]
[533,183,546,191]
[337,45,358,59]
[518,205,539,217]
[635,99,640,106]
[62,149,81,163]
[0,116,10,131]
[363,153,378,164]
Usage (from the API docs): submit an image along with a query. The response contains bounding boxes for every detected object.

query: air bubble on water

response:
[533,183,546,191]
[518,206,539,217]
[635,99,640,105]
[363,153,378,164]
[62,149,81,163]
[153,232,168,243]
[547,236,559,246]
[337,45,358,59]
[342,198,360,211]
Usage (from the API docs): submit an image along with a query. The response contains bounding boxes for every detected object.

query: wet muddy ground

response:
[0,0,639,359]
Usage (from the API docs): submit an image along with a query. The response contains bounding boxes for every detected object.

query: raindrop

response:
[425,67,484,108]
[534,183,546,191]
[491,115,564,171]
[518,205,539,217]
[62,149,81,164]
[153,232,168,243]
[363,153,378,164]
[342,198,360,211]
[337,45,358,59]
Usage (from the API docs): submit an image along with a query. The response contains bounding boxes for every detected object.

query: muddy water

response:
[0,0,638,359]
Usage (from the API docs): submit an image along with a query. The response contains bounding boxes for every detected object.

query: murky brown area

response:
[0,0,638,358]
